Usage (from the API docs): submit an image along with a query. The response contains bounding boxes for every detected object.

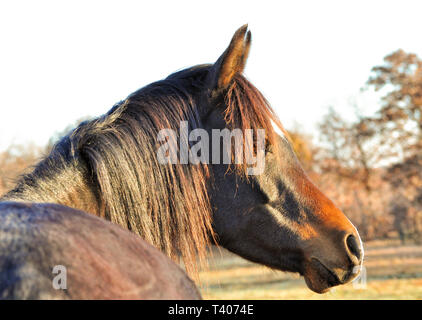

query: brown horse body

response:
[0,202,200,299]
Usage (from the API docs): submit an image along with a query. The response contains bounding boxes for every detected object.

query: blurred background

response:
[0,1,421,299]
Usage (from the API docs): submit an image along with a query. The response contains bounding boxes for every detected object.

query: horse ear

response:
[211,24,251,90]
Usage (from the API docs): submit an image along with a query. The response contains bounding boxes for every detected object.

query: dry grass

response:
[198,239,422,299]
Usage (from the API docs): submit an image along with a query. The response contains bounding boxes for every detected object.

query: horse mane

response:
[69,75,213,277]
[11,66,285,277]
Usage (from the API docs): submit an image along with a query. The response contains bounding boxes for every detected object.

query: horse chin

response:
[303,258,342,294]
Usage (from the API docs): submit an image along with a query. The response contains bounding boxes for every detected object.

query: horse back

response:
[0,202,201,299]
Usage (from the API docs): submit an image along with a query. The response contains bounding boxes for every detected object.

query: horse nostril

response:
[345,234,362,262]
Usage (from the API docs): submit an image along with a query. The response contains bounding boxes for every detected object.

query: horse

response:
[0,25,363,298]
[0,202,201,299]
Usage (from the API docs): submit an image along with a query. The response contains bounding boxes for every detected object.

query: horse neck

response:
[0,153,102,216]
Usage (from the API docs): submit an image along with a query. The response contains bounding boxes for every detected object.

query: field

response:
[198,240,422,299]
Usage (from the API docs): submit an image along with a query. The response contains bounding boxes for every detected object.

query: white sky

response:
[1,0,422,151]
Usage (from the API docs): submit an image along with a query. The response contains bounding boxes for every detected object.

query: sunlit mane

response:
[9,66,285,277]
